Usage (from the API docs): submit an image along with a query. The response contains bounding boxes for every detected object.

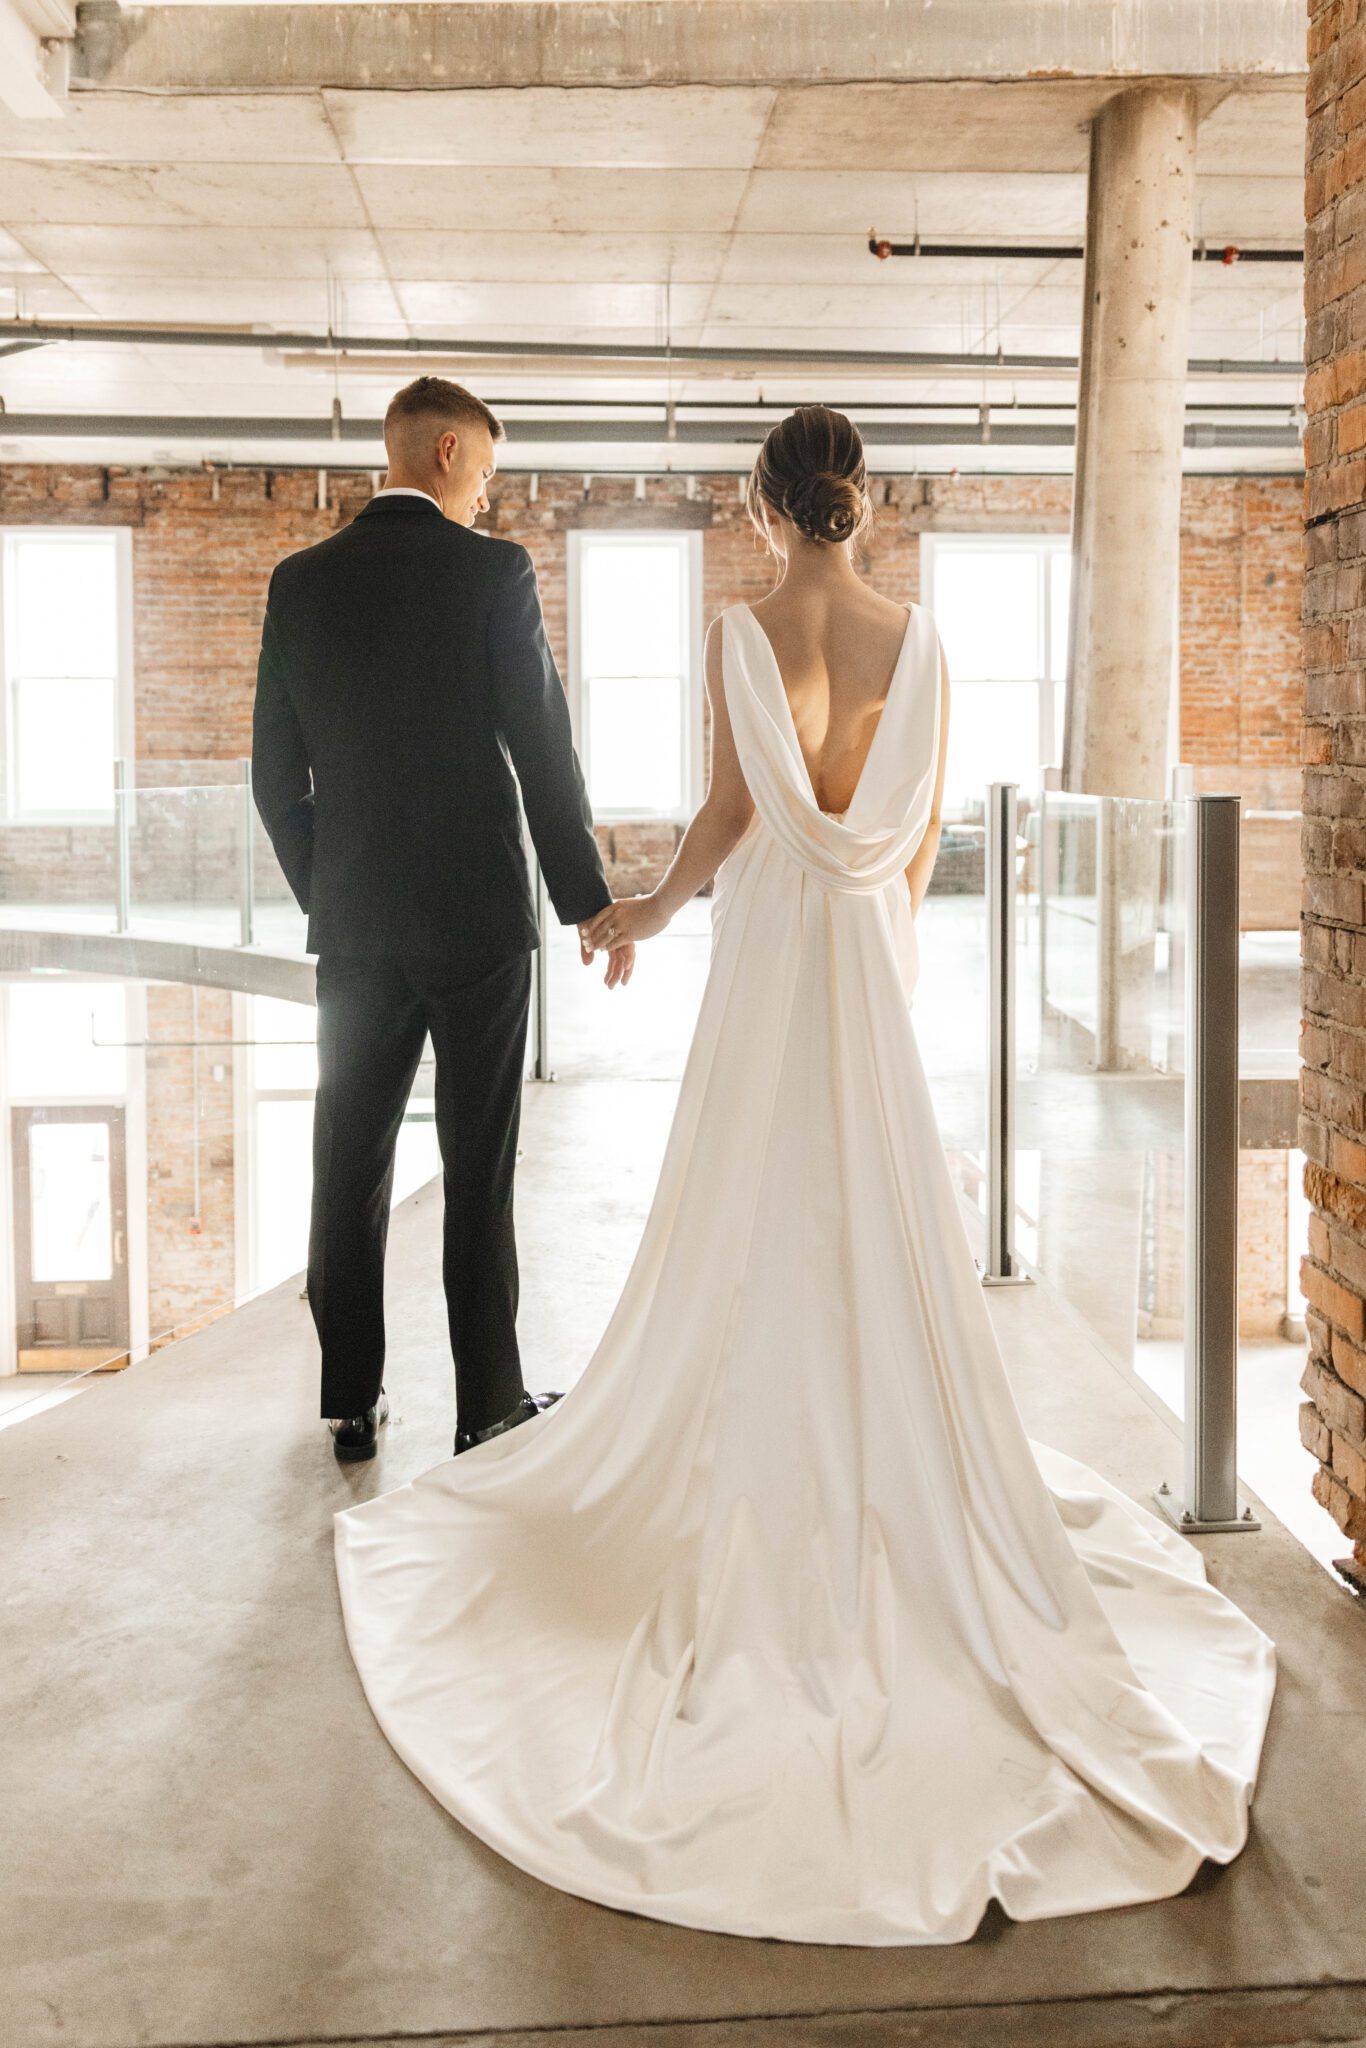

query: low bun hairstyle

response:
[745,404,873,551]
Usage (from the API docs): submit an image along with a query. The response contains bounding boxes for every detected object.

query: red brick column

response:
[1300,0,1366,1581]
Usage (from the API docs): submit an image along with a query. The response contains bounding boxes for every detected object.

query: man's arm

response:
[486,542,611,926]
[251,574,315,914]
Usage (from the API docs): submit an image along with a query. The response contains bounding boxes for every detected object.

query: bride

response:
[334,404,1277,1946]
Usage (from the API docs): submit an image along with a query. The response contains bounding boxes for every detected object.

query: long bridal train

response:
[334,598,1276,1946]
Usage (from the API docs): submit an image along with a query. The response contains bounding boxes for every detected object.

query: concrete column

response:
[1062,84,1196,1074]
[1064,82,1197,799]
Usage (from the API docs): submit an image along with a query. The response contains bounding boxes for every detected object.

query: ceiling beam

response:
[71,0,1308,94]
[0,320,1308,384]
[0,0,74,116]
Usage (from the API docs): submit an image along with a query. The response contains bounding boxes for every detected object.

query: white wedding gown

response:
[334,597,1277,1946]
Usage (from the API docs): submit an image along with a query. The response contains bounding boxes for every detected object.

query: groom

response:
[253,375,633,1463]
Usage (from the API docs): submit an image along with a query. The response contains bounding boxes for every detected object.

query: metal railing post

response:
[1166,760,1194,1069]
[532,854,551,1082]
[113,757,131,933]
[239,757,255,948]
[1038,764,1062,1033]
[984,780,1030,1287]
[1154,791,1259,1533]
[1095,791,1118,1068]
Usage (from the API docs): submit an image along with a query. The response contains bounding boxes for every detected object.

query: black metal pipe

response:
[868,233,1303,264]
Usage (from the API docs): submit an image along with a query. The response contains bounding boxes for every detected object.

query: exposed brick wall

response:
[1300,0,1366,1581]
[1181,477,1305,811]
[143,982,236,1347]
[0,461,1302,905]
[1240,1149,1296,1339]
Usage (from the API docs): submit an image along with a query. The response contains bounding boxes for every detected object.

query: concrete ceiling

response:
[0,3,1310,475]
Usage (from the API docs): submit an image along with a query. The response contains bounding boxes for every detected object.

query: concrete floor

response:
[6,1030,1366,2048]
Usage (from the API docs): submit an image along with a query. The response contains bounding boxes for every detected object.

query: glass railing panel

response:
[0,758,311,962]
[1015,787,1187,1419]
[125,772,245,943]
[543,891,711,1084]
[0,808,118,931]
[915,814,991,1266]
[1231,815,1310,1530]
[249,807,309,957]
[1239,929,1299,1077]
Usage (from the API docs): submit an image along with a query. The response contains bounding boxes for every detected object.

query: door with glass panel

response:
[12,1105,129,1372]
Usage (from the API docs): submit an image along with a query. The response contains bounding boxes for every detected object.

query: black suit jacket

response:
[252,495,611,963]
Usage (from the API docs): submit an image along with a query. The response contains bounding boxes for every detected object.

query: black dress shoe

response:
[329,1388,390,1463]
[454,1388,563,1455]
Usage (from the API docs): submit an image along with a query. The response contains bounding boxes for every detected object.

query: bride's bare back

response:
[582,571,952,953]
[744,584,917,816]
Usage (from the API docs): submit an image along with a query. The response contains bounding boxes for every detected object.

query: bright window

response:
[921,535,1071,821]
[568,531,701,820]
[0,528,132,823]
[6,981,128,1099]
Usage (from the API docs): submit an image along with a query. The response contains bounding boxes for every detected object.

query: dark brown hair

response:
[383,375,504,445]
[745,404,873,550]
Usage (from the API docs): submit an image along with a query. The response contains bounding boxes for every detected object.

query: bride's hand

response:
[581,894,670,954]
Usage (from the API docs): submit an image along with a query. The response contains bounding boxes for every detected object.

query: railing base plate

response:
[973,1257,1034,1289]
[1151,1482,1262,1534]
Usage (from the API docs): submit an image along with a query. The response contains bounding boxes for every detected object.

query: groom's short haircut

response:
[383,376,504,453]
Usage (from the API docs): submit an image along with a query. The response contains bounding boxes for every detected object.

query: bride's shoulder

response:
[703,610,732,683]
[706,605,742,639]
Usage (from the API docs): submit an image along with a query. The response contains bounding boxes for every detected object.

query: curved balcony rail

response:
[0,758,553,1049]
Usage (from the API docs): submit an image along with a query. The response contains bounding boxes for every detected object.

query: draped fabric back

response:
[721,599,941,894]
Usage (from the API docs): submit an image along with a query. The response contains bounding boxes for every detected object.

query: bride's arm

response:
[904,640,951,917]
[582,617,754,949]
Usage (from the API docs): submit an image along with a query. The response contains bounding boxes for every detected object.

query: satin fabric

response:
[334,597,1277,1945]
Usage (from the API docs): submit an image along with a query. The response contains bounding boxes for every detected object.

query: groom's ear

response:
[436,429,459,472]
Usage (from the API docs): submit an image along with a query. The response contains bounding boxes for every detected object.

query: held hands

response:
[576,914,636,988]
[579,893,669,977]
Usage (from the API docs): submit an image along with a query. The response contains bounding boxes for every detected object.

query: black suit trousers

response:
[309,947,533,1428]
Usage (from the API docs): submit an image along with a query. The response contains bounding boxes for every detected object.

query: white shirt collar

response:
[372,485,442,509]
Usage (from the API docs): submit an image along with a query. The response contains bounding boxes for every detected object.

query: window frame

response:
[566,527,703,825]
[0,524,135,827]
[920,531,1071,816]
